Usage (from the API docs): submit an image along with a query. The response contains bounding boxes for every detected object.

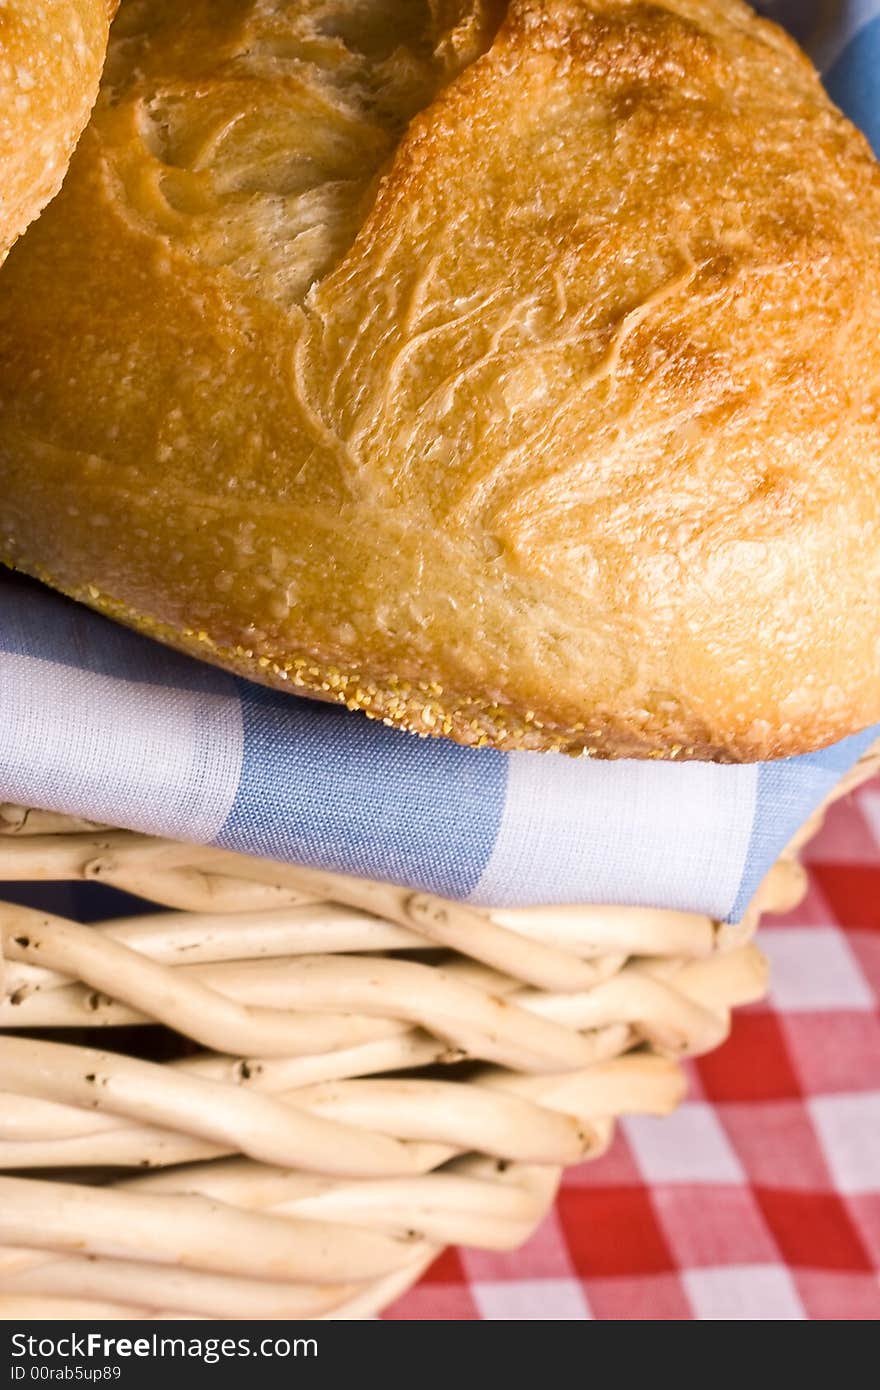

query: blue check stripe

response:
[215,682,507,899]
[729,726,880,922]
[0,574,232,695]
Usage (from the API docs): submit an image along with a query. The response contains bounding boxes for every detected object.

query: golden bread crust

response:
[1,0,880,761]
[0,0,112,260]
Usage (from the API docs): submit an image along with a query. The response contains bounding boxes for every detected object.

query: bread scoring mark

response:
[101,0,503,310]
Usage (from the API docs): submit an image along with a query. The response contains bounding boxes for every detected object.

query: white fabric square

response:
[623,1104,745,1185]
[683,1265,805,1320]
[0,652,243,843]
[809,1093,880,1194]
[470,1279,592,1321]
[760,928,874,1012]
[471,749,758,916]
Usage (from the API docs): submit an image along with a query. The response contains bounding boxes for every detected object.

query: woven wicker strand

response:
[1,742,878,1321]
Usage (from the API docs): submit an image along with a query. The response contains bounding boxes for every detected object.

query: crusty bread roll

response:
[0,0,113,261]
[1,0,879,762]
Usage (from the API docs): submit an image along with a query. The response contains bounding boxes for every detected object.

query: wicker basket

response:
[0,742,877,1321]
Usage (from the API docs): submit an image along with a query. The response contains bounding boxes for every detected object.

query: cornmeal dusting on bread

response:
[1,0,880,761]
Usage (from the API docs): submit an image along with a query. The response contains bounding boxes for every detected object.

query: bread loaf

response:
[0,0,112,260]
[1,0,879,761]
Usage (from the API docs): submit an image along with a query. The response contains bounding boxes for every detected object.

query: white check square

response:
[683,1265,805,1320]
[760,928,874,1012]
[809,1092,880,1194]
[470,1279,592,1320]
[623,1104,745,1185]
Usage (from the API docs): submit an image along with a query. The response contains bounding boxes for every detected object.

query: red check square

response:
[651,1185,777,1268]
[583,1273,691,1320]
[719,1101,832,1189]
[793,1270,880,1320]
[810,864,880,931]
[844,1194,880,1266]
[557,1187,675,1278]
[696,1010,802,1101]
[384,1279,480,1320]
[417,1246,468,1284]
[783,1011,880,1094]
[755,1189,873,1271]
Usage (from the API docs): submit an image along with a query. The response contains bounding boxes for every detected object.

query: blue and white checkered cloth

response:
[1,4,878,920]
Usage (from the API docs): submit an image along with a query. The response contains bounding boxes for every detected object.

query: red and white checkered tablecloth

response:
[384,779,880,1320]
